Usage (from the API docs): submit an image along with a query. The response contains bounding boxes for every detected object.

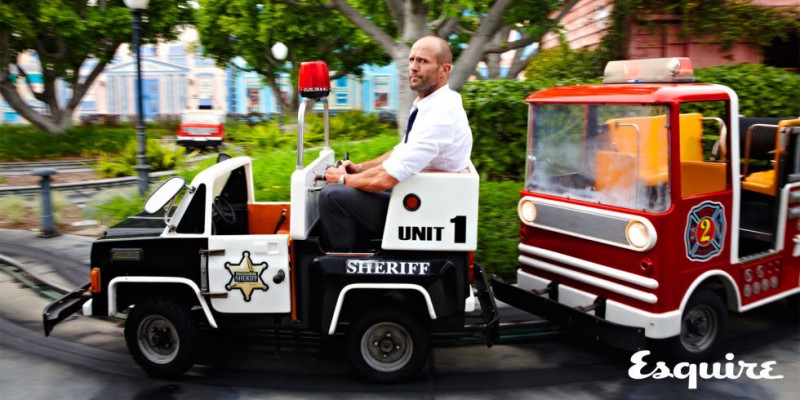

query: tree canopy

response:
[0,0,194,134]
[325,0,561,132]
[196,0,561,132]
[195,0,391,114]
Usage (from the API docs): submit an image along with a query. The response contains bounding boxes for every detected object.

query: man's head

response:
[408,36,453,99]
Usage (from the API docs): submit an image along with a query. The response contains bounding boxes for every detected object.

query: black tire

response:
[124,301,200,378]
[659,289,728,362]
[347,309,430,383]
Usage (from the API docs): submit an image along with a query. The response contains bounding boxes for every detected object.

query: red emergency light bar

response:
[603,57,694,84]
[298,61,331,99]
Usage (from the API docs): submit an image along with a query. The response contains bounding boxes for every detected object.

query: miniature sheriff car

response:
[43,61,499,383]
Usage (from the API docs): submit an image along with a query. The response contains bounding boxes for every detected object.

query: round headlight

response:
[626,220,650,249]
[519,199,537,224]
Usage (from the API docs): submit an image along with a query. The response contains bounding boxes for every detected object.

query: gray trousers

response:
[318,184,391,251]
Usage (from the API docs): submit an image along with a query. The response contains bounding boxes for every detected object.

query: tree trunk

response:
[0,82,66,134]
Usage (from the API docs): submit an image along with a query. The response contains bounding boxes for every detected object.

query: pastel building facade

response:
[2,28,399,125]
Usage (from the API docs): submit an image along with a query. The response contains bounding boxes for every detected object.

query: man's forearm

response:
[345,166,398,192]
[352,150,393,173]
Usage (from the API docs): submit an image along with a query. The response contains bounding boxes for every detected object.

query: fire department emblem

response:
[685,201,726,261]
[224,251,269,301]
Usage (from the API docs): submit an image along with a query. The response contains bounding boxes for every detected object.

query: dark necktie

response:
[404,108,418,143]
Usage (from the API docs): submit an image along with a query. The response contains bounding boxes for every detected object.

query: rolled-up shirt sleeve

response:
[383,111,455,181]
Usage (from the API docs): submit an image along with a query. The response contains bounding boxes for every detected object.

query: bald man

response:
[319,36,473,251]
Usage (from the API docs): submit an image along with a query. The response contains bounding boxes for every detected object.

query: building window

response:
[336,93,348,106]
[141,45,157,58]
[169,45,187,66]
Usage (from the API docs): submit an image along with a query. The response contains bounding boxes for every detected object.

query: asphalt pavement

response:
[0,228,94,290]
[1,228,798,399]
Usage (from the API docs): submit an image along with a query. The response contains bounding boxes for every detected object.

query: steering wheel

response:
[212,196,236,225]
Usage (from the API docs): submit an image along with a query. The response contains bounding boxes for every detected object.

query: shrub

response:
[50,191,70,225]
[0,196,30,225]
[695,63,800,117]
[0,124,170,161]
[475,180,523,281]
[304,110,397,144]
[81,189,145,225]
[524,36,607,86]
[461,79,541,181]
[94,139,189,178]
[225,120,291,152]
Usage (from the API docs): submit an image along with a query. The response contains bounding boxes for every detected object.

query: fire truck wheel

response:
[124,301,200,379]
[664,289,728,362]
[347,309,430,383]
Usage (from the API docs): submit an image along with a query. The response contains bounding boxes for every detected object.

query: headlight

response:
[626,220,650,249]
[519,199,537,224]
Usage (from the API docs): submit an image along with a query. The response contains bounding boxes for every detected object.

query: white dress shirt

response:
[382,85,473,182]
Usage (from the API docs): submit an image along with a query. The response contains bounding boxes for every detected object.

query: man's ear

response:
[441,63,452,75]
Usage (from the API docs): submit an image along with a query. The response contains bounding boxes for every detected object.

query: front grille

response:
[183,127,217,135]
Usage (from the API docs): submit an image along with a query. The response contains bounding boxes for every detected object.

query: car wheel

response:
[347,308,430,383]
[124,300,199,378]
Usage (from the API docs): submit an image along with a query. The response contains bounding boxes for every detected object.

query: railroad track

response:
[0,159,96,176]
[0,154,214,199]
[0,170,178,198]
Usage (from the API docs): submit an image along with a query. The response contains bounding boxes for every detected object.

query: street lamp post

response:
[271,42,288,113]
[124,0,150,197]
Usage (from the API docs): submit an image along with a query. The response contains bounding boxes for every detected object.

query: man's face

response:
[408,41,450,97]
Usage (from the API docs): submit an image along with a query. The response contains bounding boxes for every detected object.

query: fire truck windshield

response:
[526,104,671,213]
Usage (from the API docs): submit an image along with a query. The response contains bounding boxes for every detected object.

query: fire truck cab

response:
[492,58,800,360]
[177,108,226,151]
[43,61,498,383]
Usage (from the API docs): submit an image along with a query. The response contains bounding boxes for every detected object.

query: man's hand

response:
[340,160,357,173]
[325,165,347,184]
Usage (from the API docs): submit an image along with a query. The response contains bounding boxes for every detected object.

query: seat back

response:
[679,113,705,162]
[290,149,334,239]
[382,162,479,251]
[605,115,669,186]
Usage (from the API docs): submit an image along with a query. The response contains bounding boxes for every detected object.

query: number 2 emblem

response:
[685,201,726,261]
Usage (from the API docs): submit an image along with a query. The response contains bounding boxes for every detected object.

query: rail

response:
[0,170,178,197]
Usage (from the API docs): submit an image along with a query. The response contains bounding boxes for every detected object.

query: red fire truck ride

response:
[43,61,499,383]
[176,107,226,151]
[492,57,800,361]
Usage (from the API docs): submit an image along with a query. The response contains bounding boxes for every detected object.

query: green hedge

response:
[695,63,800,117]
[0,124,167,161]
[465,62,800,181]
[461,79,540,181]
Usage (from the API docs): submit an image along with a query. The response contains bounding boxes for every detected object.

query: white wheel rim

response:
[138,315,180,364]
[681,304,718,353]
[360,321,413,373]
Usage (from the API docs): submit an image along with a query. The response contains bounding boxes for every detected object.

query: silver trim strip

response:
[328,283,436,335]
[519,255,658,304]
[108,276,218,328]
[519,243,658,289]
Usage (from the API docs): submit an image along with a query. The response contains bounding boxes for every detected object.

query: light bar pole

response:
[124,0,151,197]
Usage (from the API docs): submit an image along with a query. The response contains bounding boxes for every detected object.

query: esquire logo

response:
[628,350,783,389]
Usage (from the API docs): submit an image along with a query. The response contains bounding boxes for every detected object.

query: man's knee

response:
[320,184,349,211]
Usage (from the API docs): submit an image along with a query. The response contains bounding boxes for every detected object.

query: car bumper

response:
[42,282,91,336]
[491,275,647,351]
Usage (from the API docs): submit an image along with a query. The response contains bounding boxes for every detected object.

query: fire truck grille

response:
[525,197,655,252]
[183,128,217,135]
